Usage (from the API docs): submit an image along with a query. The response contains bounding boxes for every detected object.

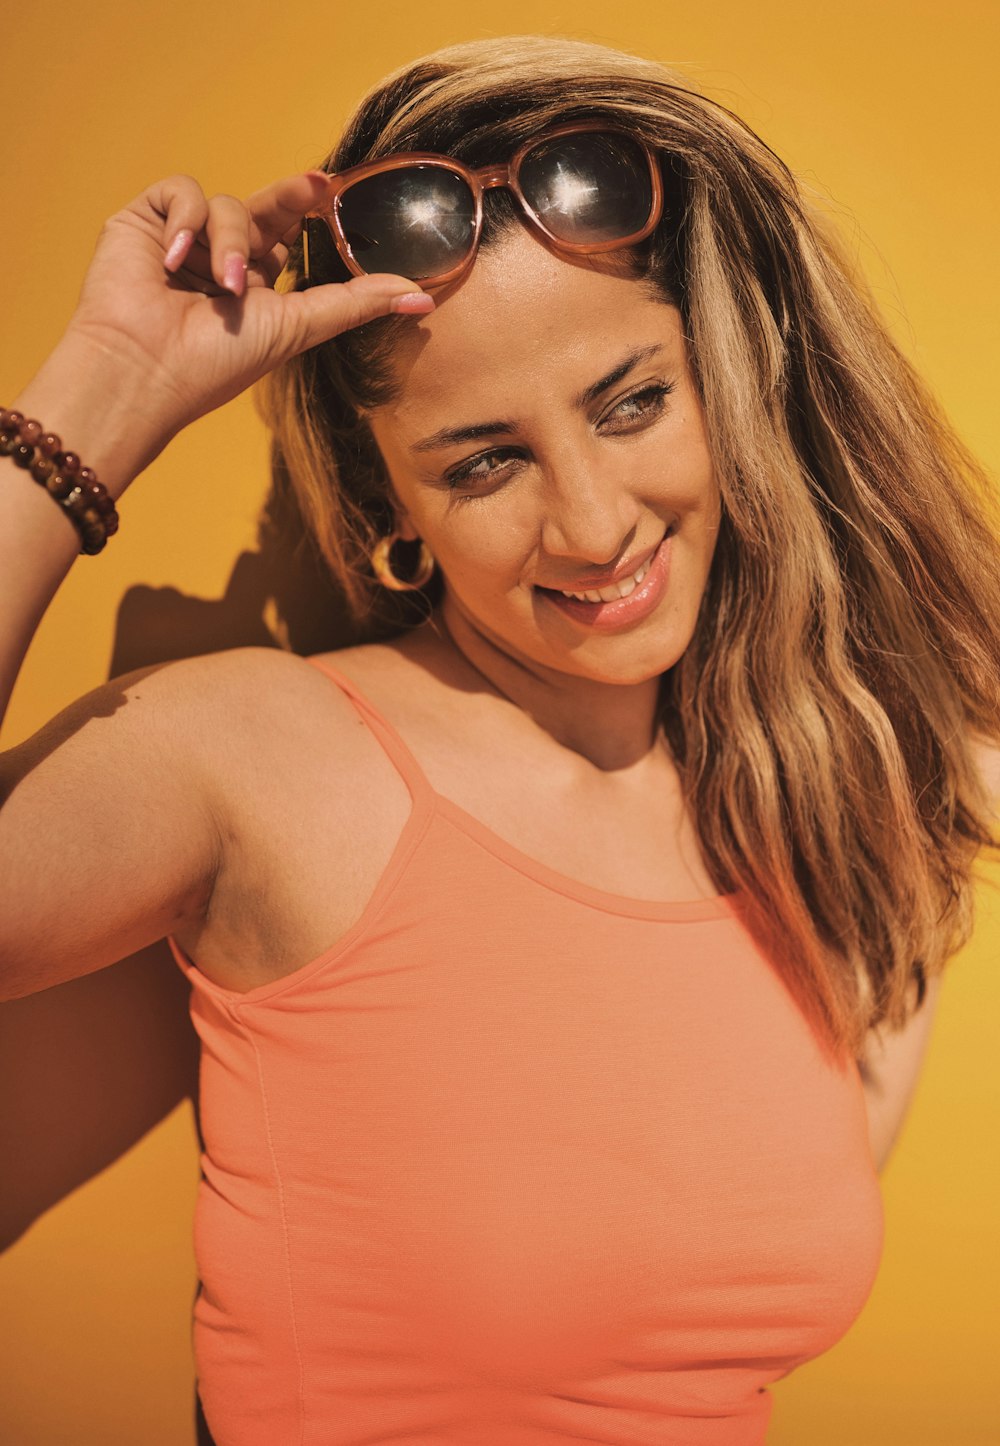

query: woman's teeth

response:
[560,556,652,603]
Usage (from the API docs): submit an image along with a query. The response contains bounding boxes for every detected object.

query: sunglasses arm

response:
[301,216,314,285]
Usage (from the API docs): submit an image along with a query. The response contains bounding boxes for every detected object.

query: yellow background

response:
[1,1,998,1442]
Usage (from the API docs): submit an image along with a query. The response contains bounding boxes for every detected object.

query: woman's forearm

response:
[0,328,175,733]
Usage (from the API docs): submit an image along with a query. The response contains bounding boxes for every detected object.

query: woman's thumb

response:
[296,273,436,349]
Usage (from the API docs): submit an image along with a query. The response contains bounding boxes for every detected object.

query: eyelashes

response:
[442,380,676,497]
[445,447,524,490]
[599,380,676,431]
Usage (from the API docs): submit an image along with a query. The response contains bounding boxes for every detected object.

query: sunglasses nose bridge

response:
[474,162,515,193]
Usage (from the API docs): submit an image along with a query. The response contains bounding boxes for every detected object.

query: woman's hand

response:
[65,171,433,443]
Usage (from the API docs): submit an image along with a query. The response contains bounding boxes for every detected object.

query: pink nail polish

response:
[390,292,435,315]
[164,229,194,271]
[224,254,247,297]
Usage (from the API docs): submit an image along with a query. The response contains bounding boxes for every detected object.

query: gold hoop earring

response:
[370,532,435,592]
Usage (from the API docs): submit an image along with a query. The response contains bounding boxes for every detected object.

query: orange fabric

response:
[168,652,884,1446]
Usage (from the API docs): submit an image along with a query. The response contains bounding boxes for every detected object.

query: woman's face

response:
[366,226,722,686]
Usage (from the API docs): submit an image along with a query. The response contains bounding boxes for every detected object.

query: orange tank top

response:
[168,652,884,1446]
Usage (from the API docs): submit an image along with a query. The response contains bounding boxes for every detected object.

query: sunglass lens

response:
[337,165,476,280]
[519,133,654,246]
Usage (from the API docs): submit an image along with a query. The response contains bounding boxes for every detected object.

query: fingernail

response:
[224,254,247,297]
[390,292,435,315]
[304,169,330,184]
[164,229,194,272]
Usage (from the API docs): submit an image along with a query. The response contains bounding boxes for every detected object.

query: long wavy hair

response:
[256,35,1000,1060]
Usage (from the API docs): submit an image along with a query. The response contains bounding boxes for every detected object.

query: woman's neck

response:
[433,599,666,775]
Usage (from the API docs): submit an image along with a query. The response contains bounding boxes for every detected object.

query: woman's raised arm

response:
[2,170,432,724]
[0,171,432,998]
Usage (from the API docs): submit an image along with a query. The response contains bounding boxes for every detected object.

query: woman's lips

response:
[550,537,660,596]
[535,528,674,632]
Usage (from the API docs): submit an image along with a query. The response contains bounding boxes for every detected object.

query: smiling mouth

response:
[552,556,653,603]
[531,527,676,632]
[534,524,676,602]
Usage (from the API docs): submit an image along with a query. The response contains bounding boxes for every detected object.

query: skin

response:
[366,222,723,773]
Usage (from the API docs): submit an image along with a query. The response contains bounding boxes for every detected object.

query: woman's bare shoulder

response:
[113,644,397,776]
[132,642,368,710]
[104,638,449,771]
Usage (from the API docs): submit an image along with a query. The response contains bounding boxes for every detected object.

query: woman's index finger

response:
[244,171,332,256]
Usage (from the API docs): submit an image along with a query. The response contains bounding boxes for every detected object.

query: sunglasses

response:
[302,122,664,288]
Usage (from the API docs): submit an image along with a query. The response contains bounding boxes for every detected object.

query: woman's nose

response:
[537,448,641,565]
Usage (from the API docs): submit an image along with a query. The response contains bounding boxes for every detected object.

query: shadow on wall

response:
[0,470,387,1445]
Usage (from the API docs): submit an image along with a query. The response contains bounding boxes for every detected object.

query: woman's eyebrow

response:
[409,343,666,454]
[411,418,517,453]
[576,343,664,408]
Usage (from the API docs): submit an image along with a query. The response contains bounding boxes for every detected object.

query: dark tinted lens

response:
[303,216,353,284]
[337,165,476,280]
[518,132,654,245]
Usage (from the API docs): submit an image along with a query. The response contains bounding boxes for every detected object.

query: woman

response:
[2,33,998,1446]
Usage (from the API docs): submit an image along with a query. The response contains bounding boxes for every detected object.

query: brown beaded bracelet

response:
[0,406,119,555]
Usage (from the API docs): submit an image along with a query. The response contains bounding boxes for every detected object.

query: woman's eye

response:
[603,381,675,429]
[441,383,676,495]
[444,448,522,492]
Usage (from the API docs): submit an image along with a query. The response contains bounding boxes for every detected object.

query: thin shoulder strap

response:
[304,653,436,808]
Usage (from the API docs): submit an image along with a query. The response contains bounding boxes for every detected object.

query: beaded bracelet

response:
[0,407,119,555]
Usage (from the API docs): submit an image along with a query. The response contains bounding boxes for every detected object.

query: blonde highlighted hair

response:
[256,35,1000,1058]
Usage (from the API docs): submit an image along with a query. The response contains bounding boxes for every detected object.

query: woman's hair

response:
[256,35,1000,1059]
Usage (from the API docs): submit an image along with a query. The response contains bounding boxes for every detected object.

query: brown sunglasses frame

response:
[302,121,664,287]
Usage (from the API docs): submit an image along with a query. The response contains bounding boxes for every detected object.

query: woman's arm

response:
[2,170,428,733]
[0,326,225,1003]
[857,972,942,1174]
[0,330,177,731]
[0,171,430,1001]
[857,736,1000,1173]
[0,651,230,1002]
